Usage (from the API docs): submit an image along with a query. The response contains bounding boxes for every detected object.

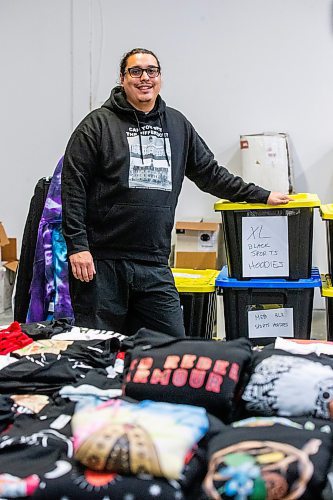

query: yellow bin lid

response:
[321,274,333,298]
[171,268,219,292]
[320,204,333,220]
[214,193,321,211]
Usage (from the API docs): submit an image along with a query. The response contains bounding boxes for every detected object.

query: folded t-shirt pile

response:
[0,322,333,499]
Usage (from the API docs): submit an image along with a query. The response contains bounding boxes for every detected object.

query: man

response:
[61,47,291,337]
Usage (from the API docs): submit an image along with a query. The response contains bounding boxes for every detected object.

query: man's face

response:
[120,53,161,112]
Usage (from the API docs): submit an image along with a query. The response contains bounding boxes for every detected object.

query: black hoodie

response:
[61,86,270,263]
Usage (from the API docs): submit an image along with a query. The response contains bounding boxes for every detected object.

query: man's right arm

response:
[62,124,98,281]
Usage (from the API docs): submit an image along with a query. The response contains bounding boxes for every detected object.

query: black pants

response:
[69,259,185,338]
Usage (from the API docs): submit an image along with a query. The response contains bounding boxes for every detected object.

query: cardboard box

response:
[174,221,224,270]
[0,223,9,250]
[0,222,18,312]
[0,267,5,314]
[240,132,294,193]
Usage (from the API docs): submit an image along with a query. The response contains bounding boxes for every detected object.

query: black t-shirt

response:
[122,329,253,422]
[203,416,333,500]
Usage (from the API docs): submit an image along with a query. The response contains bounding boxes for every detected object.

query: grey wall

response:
[1,0,333,307]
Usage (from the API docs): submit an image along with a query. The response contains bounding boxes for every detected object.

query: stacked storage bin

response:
[172,268,219,338]
[319,204,333,341]
[320,274,333,341]
[214,193,321,344]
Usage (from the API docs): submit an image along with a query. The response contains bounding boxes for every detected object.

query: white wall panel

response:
[1,0,332,307]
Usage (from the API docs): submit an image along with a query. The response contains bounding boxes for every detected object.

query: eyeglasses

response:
[126,66,160,78]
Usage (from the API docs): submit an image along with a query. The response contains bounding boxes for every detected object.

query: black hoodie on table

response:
[62,86,270,263]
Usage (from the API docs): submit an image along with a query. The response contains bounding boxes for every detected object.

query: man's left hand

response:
[267,192,293,205]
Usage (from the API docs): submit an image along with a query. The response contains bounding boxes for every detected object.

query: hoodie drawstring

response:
[158,112,170,166]
[133,111,144,164]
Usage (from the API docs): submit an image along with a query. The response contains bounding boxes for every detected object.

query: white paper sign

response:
[248,307,294,338]
[242,216,289,277]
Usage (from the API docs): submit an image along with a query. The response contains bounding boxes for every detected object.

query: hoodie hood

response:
[102,86,169,166]
[102,85,166,118]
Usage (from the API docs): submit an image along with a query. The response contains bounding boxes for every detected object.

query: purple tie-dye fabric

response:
[26,157,74,322]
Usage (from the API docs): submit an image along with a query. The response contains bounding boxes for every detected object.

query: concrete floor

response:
[311,309,327,341]
[0,308,14,327]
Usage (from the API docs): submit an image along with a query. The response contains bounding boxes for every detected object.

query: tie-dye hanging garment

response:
[26,158,74,322]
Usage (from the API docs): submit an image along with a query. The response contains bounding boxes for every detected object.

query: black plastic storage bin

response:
[321,273,333,342]
[216,266,321,345]
[172,269,218,339]
[320,204,333,278]
[214,193,320,280]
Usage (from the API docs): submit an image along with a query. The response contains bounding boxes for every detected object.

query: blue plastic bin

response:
[216,266,321,344]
